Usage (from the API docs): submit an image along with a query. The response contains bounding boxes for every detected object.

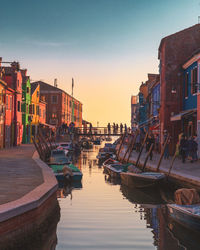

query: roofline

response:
[32,81,83,105]
[158,24,200,59]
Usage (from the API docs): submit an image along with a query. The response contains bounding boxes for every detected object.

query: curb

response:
[0,151,58,223]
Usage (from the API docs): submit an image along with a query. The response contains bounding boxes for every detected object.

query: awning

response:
[39,123,56,129]
[170,109,197,121]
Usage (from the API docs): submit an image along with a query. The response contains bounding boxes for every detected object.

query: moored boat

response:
[120,171,165,188]
[49,163,83,182]
[104,163,131,178]
[167,203,200,232]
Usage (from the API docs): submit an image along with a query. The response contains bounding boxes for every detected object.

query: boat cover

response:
[174,188,200,205]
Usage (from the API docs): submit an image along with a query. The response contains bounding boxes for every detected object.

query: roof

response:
[31,82,39,95]
[158,24,200,59]
[32,80,82,104]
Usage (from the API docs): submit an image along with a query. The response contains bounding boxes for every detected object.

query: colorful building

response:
[2,61,23,146]
[21,70,31,143]
[31,81,82,127]
[131,95,139,131]
[30,83,40,140]
[4,86,14,148]
[158,24,200,152]
[0,79,6,149]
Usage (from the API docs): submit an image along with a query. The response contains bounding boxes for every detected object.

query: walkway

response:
[119,146,200,189]
[0,144,43,205]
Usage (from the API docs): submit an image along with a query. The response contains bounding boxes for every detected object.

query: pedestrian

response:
[116,124,119,133]
[89,123,92,134]
[146,133,155,160]
[163,131,170,159]
[188,136,198,163]
[135,132,141,152]
[155,134,160,153]
[179,135,188,163]
[107,123,111,134]
[120,123,123,133]
[113,123,115,134]
[124,124,127,132]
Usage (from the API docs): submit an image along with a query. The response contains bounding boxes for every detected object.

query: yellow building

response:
[30,83,40,140]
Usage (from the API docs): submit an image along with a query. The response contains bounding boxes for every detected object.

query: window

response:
[10,96,12,110]
[6,96,8,110]
[185,72,189,98]
[32,104,35,114]
[36,105,39,115]
[37,91,39,97]
[39,108,41,117]
[17,101,20,112]
[51,95,58,104]
[191,67,197,95]
[27,87,29,93]
[26,104,29,114]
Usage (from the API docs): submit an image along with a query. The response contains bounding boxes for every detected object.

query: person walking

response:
[107,123,111,134]
[146,133,155,160]
[179,135,188,163]
[124,124,127,132]
[120,123,123,133]
[188,136,198,163]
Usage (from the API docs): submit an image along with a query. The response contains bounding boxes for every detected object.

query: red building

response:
[4,86,15,147]
[1,59,23,146]
[31,81,82,127]
[158,24,200,152]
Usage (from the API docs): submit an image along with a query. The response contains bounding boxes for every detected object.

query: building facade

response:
[32,81,82,128]
[0,79,6,149]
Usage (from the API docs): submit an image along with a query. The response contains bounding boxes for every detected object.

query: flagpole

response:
[72,78,74,123]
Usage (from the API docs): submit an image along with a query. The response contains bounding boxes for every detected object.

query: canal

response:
[55,140,200,250]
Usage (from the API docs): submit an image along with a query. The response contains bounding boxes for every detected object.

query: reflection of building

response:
[32,81,82,127]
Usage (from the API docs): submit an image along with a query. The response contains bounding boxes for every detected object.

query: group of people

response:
[134,129,199,164]
[179,134,198,163]
[107,123,128,134]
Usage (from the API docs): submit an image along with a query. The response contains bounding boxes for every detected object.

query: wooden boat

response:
[120,184,163,206]
[104,163,131,178]
[167,203,200,231]
[49,163,83,182]
[102,158,120,173]
[49,149,70,164]
[120,171,165,188]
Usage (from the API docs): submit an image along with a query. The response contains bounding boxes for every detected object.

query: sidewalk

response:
[0,144,44,205]
[119,145,200,189]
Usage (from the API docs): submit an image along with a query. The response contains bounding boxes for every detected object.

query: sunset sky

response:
[1,0,200,126]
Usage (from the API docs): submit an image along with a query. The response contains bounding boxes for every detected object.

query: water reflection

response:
[56,139,200,250]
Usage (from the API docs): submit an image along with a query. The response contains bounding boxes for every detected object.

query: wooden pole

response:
[167,150,177,179]
[32,137,43,159]
[141,143,154,172]
[117,132,126,159]
[135,132,148,167]
[122,134,135,163]
[126,130,139,163]
[156,134,170,172]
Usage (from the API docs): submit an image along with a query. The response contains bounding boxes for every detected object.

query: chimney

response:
[21,69,27,76]
[54,78,58,88]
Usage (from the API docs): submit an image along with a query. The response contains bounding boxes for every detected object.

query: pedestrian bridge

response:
[75,127,127,136]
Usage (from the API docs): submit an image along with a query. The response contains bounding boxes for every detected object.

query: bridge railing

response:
[75,127,124,135]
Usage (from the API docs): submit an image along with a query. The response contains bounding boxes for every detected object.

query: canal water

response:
[55,141,200,250]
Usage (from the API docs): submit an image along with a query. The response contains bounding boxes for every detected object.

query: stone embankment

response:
[0,144,59,249]
[118,144,200,190]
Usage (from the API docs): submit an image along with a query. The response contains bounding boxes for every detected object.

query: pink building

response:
[2,60,23,146]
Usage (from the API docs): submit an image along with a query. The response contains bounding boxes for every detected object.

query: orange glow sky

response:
[1,0,199,126]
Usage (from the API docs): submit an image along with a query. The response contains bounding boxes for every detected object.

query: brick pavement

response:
[0,144,43,205]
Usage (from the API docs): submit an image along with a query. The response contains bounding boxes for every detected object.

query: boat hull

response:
[56,172,83,182]
[167,204,200,232]
[120,172,165,188]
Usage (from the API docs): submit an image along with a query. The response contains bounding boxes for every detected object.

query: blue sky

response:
[1,0,200,125]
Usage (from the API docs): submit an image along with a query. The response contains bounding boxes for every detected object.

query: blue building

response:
[171,56,198,137]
